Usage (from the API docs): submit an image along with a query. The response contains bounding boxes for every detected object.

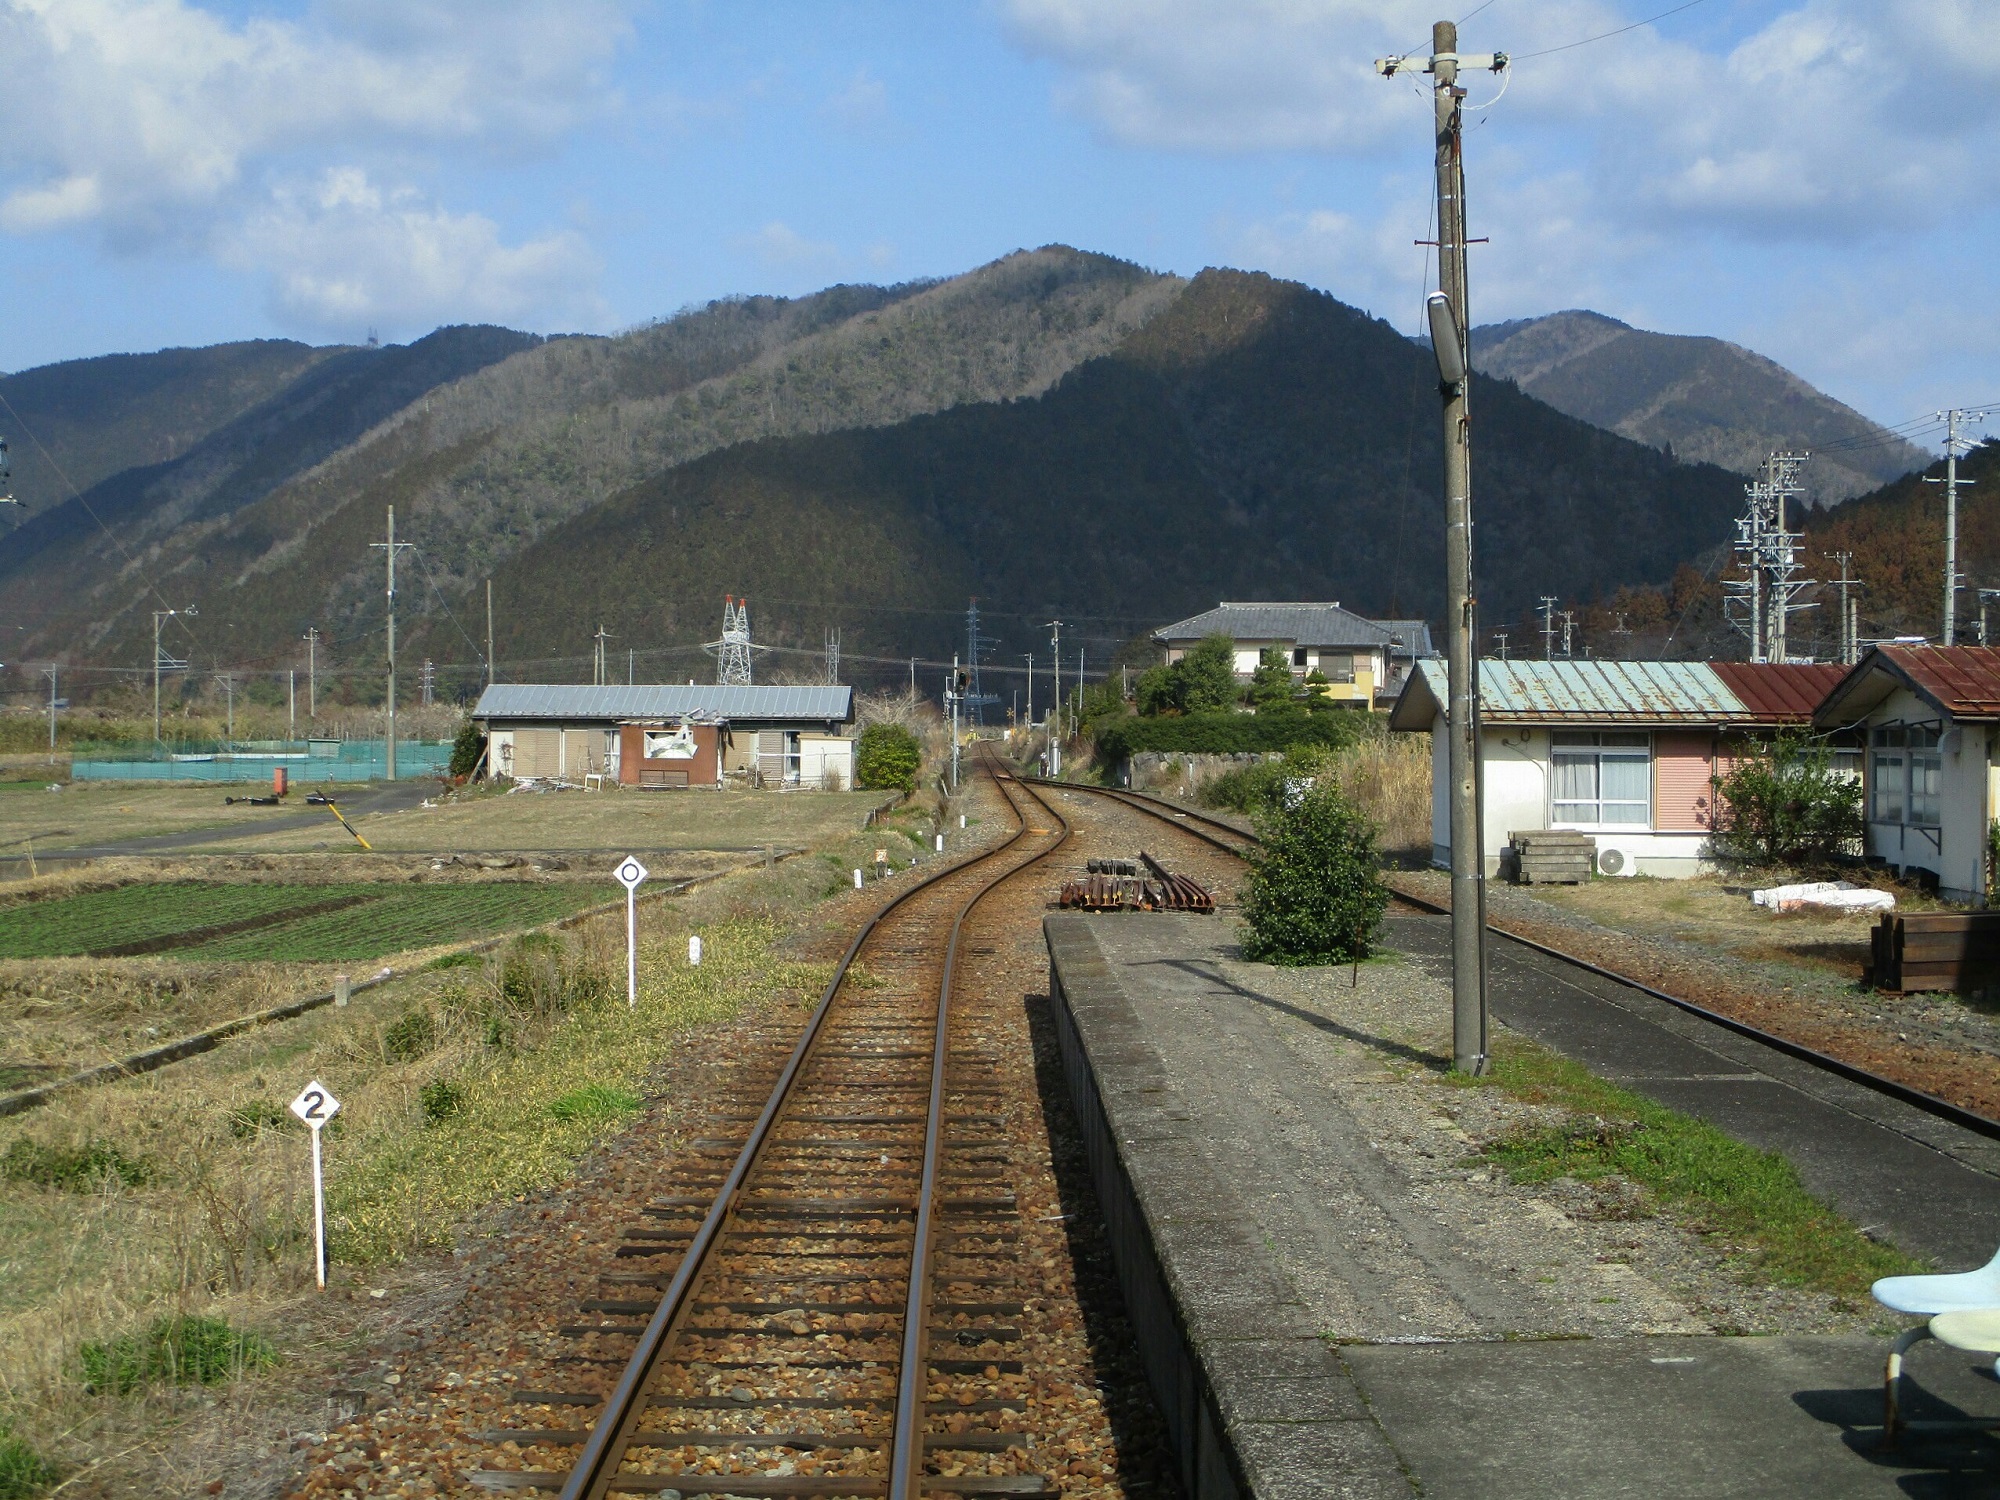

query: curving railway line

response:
[471,751,1075,1499]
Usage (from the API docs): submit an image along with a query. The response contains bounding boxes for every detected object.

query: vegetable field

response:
[0,882,604,961]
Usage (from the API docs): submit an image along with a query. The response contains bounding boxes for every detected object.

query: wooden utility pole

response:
[1380,22,1506,1076]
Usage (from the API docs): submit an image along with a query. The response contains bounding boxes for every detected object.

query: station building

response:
[471,684,856,790]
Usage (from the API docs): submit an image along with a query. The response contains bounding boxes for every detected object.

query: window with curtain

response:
[1871,723,1940,827]
[1551,731,1651,826]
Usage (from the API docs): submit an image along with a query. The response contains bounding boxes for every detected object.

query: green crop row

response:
[182,885,603,962]
[0,882,343,958]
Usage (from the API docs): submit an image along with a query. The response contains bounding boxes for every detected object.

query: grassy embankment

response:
[1464,1038,1922,1298]
[0,781,952,1494]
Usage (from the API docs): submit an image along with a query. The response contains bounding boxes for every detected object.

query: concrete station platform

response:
[1044,911,2000,1499]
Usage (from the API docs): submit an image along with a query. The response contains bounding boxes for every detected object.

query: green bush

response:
[0,1421,58,1499]
[548,1083,642,1124]
[419,1078,467,1123]
[448,720,487,779]
[1707,732,1863,869]
[1241,781,1390,966]
[381,1007,441,1063]
[1248,647,1296,711]
[855,722,923,791]
[1201,746,1334,815]
[1136,634,1239,716]
[1097,708,1369,759]
[1,1138,149,1191]
[78,1314,277,1395]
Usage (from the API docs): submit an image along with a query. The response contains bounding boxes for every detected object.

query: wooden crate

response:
[1509,830,1595,885]
[1870,911,2000,992]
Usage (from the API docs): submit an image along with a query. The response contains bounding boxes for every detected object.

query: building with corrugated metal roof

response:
[1814,644,2000,902]
[472,684,855,790]
[1151,602,1435,707]
[1389,659,1852,879]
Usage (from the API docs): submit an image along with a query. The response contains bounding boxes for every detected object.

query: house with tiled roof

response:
[1389,658,1851,878]
[1151,602,1436,707]
[1814,645,2000,903]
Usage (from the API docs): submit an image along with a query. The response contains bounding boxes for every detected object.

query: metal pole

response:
[45,666,55,756]
[1432,20,1488,1074]
[486,579,495,686]
[1946,410,1961,645]
[153,613,162,745]
[311,1123,327,1290]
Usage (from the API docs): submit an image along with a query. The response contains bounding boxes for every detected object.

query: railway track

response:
[1028,775,2000,1144]
[467,751,1072,1499]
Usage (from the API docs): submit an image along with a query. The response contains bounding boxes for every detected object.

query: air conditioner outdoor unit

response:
[1594,844,1639,877]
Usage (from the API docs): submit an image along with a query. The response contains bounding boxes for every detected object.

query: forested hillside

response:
[466,271,1745,676]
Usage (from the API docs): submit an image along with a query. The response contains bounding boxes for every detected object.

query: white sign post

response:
[615,856,649,1007]
[288,1080,341,1290]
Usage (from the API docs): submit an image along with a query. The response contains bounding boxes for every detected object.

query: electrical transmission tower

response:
[1722,452,1815,662]
[963,599,1000,727]
[420,658,436,706]
[824,627,841,686]
[705,596,756,685]
[1538,597,1558,659]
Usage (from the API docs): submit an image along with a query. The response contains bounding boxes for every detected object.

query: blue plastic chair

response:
[1874,1252,2000,1444]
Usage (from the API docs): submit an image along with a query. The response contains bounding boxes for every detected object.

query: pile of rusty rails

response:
[1057,851,1214,914]
[470,753,1067,1500]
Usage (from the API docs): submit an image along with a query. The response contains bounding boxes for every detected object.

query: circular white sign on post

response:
[289,1079,341,1128]
[615,856,649,891]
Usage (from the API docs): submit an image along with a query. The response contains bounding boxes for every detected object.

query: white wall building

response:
[1389,658,1848,879]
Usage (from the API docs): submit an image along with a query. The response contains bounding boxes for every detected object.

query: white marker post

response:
[688,934,703,967]
[615,856,649,1008]
[288,1080,342,1290]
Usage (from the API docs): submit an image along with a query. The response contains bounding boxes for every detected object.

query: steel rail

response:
[560,763,1055,1500]
[1037,773,2000,1146]
[1022,777,1254,856]
[887,751,1070,1497]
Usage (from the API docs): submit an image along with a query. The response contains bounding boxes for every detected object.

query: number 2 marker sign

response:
[289,1081,341,1289]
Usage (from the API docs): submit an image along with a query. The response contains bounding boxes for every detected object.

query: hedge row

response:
[1094,709,1371,759]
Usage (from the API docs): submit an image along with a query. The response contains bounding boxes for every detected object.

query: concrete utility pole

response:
[289,669,297,740]
[371,506,412,780]
[1979,590,2000,649]
[1927,409,1991,644]
[1559,610,1577,659]
[486,579,495,687]
[42,665,56,758]
[949,654,962,791]
[1831,552,1864,665]
[1492,630,1509,661]
[1046,620,1063,777]
[1023,653,1034,727]
[152,607,194,746]
[216,672,237,742]
[1380,21,1506,1077]
[593,626,614,686]
[304,628,319,719]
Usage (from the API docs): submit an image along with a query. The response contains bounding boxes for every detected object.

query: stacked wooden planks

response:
[1509,830,1595,885]
[1870,911,2000,993]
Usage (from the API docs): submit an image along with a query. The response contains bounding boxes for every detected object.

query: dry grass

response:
[219,783,891,855]
[1329,732,1430,855]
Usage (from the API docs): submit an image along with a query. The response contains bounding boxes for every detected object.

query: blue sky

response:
[0,1,1994,445]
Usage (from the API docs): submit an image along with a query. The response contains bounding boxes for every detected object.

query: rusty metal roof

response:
[1391,658,1834,728]
[473,684,854,724]
[1817,645,2000,724]
[1708,662,1847,723]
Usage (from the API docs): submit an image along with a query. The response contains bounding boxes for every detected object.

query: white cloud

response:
[0,0,628,329]
[824,69,890,132]
[1003,0,2000,243]
[740,220,844,272]
[231,167,601,333]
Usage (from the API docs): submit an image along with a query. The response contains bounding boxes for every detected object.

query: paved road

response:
[10,778,441,863]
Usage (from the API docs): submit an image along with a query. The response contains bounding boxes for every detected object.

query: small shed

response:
[1813,645,2000,903]
[1389,659,1847,878]
[473,684,855,789]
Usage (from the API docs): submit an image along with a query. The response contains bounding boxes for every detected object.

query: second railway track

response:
[473,752,1075,1499]
[1029,774,2000,1144]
